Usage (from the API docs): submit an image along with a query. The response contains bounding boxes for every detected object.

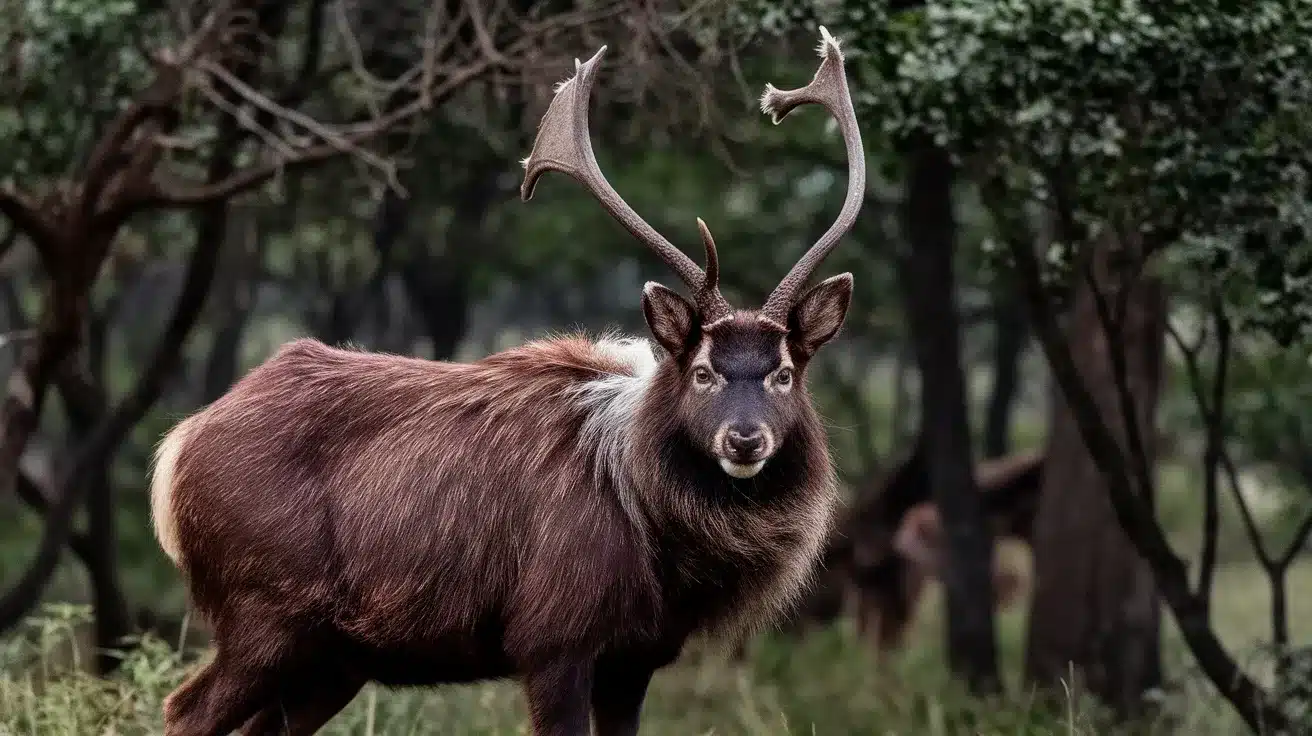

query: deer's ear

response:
[787,273,853,358]
[642,282,697,357]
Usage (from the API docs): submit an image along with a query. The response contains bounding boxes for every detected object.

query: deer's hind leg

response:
[162,611,306,736]
[239,671,365,736]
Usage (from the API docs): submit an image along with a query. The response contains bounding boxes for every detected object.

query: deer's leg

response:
[163,649,283,736]
[992,560,1026,608]
[162,615,298,736]
[853,591,881,641]
[238,671,364,736]
[523,661,594,736]
[591,657,662,736]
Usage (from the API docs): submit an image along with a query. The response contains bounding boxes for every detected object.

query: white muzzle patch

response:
[719,457,767,479]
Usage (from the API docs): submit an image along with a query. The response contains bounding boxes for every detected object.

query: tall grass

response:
[1,576,1289,736]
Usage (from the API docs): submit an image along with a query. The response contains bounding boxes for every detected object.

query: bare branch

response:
[81,1,239,218]
[465,0,510,66]
[116,55,496,214]
[198,58,400,187]
[332,0,449,109]
[14,470,93,562]
[0,186,57,258]
[1219,449,1275,569]
[193,78,301,161]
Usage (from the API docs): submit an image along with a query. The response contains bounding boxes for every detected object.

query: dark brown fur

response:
[152,282,851,735]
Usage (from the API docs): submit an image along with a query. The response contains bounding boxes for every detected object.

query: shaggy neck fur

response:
[570,336,661,525]
[570,335,838,642]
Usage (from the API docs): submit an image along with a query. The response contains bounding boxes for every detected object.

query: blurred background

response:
[1,0,1310,733]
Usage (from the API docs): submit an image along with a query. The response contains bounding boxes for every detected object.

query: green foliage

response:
[0,1,165,184]
[1225,341,1312,476]
[744,0,1312,344]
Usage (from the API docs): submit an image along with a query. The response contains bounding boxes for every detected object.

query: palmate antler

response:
[756,27,866,323]
[521,27,865,325]
[519,48,733,322]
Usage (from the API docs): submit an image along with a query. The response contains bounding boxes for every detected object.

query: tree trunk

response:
[202,210,260,402]
[983,292,1027,459]
[53,350,132,676]
[398,164,502,361]
[85,464,131,675]
[898,140,1000,691]
[1024,234,1164,716]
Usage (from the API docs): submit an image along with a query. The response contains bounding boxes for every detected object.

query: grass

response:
[2,553,1307,735]
[0,602,1084,736]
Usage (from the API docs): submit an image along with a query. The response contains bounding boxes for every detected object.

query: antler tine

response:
[758,27,866,323]
[522,47,729,319]
[694,218,732,321]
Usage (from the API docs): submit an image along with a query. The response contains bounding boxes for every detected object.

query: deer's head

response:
[522,28,865,479]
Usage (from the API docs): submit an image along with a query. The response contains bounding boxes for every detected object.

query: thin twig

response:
[199,58,399,187]
[466,0,510,65]
[1276,509,1312,570]
[194,77,300,160]
[1219,448,1275,569]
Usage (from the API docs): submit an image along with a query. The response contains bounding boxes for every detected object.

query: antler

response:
[758,27,866,323]
[521,48,732,321]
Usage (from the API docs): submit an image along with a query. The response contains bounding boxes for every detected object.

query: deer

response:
[840,444,1042,652]
[756,442,1042,658]
[149,27,865,736]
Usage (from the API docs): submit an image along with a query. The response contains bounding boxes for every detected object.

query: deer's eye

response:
[776,368,793,386]
[693,367,714,386]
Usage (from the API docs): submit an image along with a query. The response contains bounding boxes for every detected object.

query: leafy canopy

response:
[740,0,1312,344]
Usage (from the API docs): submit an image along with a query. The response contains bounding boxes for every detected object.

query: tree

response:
[1020,228,1165,714]
[897,140,1000,690]
[812,0,1312,730]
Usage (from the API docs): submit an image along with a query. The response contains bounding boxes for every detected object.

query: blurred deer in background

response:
[150,28,866,736]
[846,445,1041,652]
[757,443,1041,658]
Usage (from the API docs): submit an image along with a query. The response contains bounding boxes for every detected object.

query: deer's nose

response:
[725,425,765,459]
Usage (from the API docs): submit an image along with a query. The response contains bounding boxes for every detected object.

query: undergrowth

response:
[0,600,1268,736]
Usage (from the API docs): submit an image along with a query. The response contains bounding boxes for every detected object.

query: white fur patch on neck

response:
[570,336,658,524]
[593,336,659,378]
